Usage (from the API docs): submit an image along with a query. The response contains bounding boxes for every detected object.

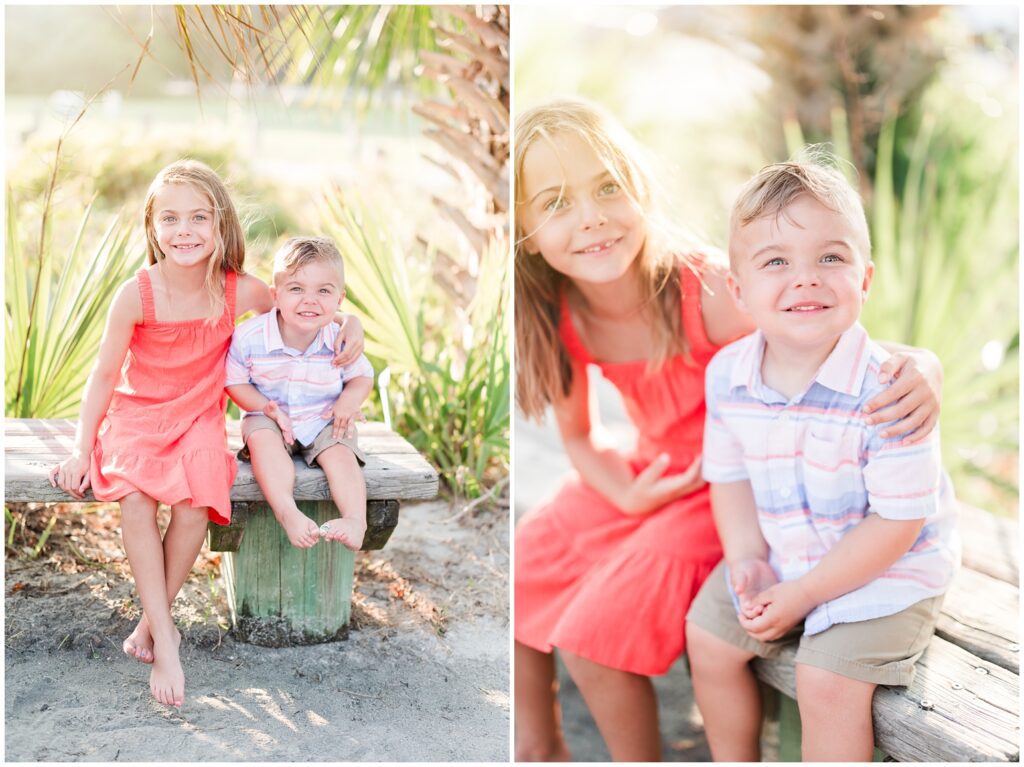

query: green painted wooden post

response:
[221,500,356,646]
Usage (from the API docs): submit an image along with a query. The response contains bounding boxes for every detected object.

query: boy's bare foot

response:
[319,518,366,551]
[150,630,184,708]
[277,508,321,548]
[122,615,155,664]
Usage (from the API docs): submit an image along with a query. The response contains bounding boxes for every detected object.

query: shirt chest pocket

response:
[799,430,866,512]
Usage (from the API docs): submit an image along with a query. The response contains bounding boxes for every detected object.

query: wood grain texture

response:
[5,418,439,503]
[959,503,1019,585]
[755,635,1019,761]
[223,501,356,645]
[939,567,1020,673]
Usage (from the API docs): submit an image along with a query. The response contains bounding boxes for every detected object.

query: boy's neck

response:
[276,312,320,351]
[760,335,841,401]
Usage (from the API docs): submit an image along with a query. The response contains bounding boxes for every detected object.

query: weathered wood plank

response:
[4,418,438,503]
[960,503,1019,586]
[225,500,355,645]
[939,567,1020,673]
[754,636,1020,762]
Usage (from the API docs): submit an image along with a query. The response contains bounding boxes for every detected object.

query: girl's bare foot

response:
[319,518,366,551]
[150,630,184,708]
[277,508,321,548]
[122,615,155,664]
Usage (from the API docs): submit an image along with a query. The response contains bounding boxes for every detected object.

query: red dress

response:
[90,268,238,524]
[514,264,725,676]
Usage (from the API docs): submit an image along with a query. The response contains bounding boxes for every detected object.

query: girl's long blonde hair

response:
[143,160,246,318]
[515,98,707,419]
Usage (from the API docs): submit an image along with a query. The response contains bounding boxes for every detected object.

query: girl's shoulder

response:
[235,272,272,317]
[688,257,756,348]
[110,274,145,326]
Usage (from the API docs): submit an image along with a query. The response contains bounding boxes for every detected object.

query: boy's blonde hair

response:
[144,160,246,318]
[514,98,707,419]
[729,150,871,266]
[273,236,345,288]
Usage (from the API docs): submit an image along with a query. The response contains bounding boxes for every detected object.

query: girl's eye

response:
[193,214,208,222]
[161,217,176,224]
[598,181,620,195]
[543,196,568,213]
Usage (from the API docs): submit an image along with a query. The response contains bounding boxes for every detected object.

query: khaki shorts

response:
[687,561,943,686]
[239,414,366,467]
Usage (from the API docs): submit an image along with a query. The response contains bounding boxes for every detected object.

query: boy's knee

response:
[796,664,874,713]
[316,443,359,470]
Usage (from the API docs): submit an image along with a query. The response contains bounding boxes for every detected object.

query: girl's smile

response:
[519,132,645,287]
[152,183,217,268]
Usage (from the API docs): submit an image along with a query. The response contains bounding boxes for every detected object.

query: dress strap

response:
[136,269,158,325]
[558,283,594,365]
[224,270,238,320]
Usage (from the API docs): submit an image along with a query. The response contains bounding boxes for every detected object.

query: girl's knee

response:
[685,621,748,669]
[171,502,211,522]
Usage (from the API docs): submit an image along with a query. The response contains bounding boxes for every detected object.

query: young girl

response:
[513,99,944,761]
[49,160,364,709]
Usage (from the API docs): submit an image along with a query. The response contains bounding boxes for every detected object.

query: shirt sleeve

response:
[862,426,942,520]
[702,355,749,483]
[340,353,374,384]
[224,331,251,386]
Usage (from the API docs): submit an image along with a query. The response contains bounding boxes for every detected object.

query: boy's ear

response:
[726,270,748,314]
[861,260,875,301]
[268,284,277,304]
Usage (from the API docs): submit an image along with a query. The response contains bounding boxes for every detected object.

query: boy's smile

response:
[271,260,344,349]
[728,194,873,364]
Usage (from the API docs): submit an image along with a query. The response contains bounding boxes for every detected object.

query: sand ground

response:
[5,498,509,762]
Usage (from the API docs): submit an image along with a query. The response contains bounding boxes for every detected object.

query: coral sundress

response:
[90,268,238,525]
[515,263,727,676]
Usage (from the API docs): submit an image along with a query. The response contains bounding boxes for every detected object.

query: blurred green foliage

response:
[321,191,509,498]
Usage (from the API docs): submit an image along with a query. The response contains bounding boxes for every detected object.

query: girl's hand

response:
[730,558,778,619]
[332,315,366,367]
[619,454,705,516]
[863,349,943,443]
[263,401,295,445]
[321,401,366,440]
[49,452,92,499]
[738,580,816,642]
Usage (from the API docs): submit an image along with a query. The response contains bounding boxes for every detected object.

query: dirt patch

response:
[5,498,509,762]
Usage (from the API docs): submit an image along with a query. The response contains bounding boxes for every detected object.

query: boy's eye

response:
[822,253,843,263]
[289,286,302,292]
[598,181,620,195]
[764,257,786,267]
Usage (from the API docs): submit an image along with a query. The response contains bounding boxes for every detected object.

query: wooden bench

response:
[754,503,1019,762]
[5,418,439,646]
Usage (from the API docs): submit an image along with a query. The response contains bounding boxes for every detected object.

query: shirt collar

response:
[813,322,871,397]
[729,322,871,399]
[263,308,332,354]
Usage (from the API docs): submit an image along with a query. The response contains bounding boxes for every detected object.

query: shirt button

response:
[779,486,792,499]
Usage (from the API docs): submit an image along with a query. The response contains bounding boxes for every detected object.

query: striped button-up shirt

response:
[703,323,959,635]
[226,309,374,447]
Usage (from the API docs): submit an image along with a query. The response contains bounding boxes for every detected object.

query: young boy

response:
[685,159,959,761]
[226,236,374,551]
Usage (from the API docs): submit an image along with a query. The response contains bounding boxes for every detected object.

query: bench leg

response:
[222,500,356,646]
